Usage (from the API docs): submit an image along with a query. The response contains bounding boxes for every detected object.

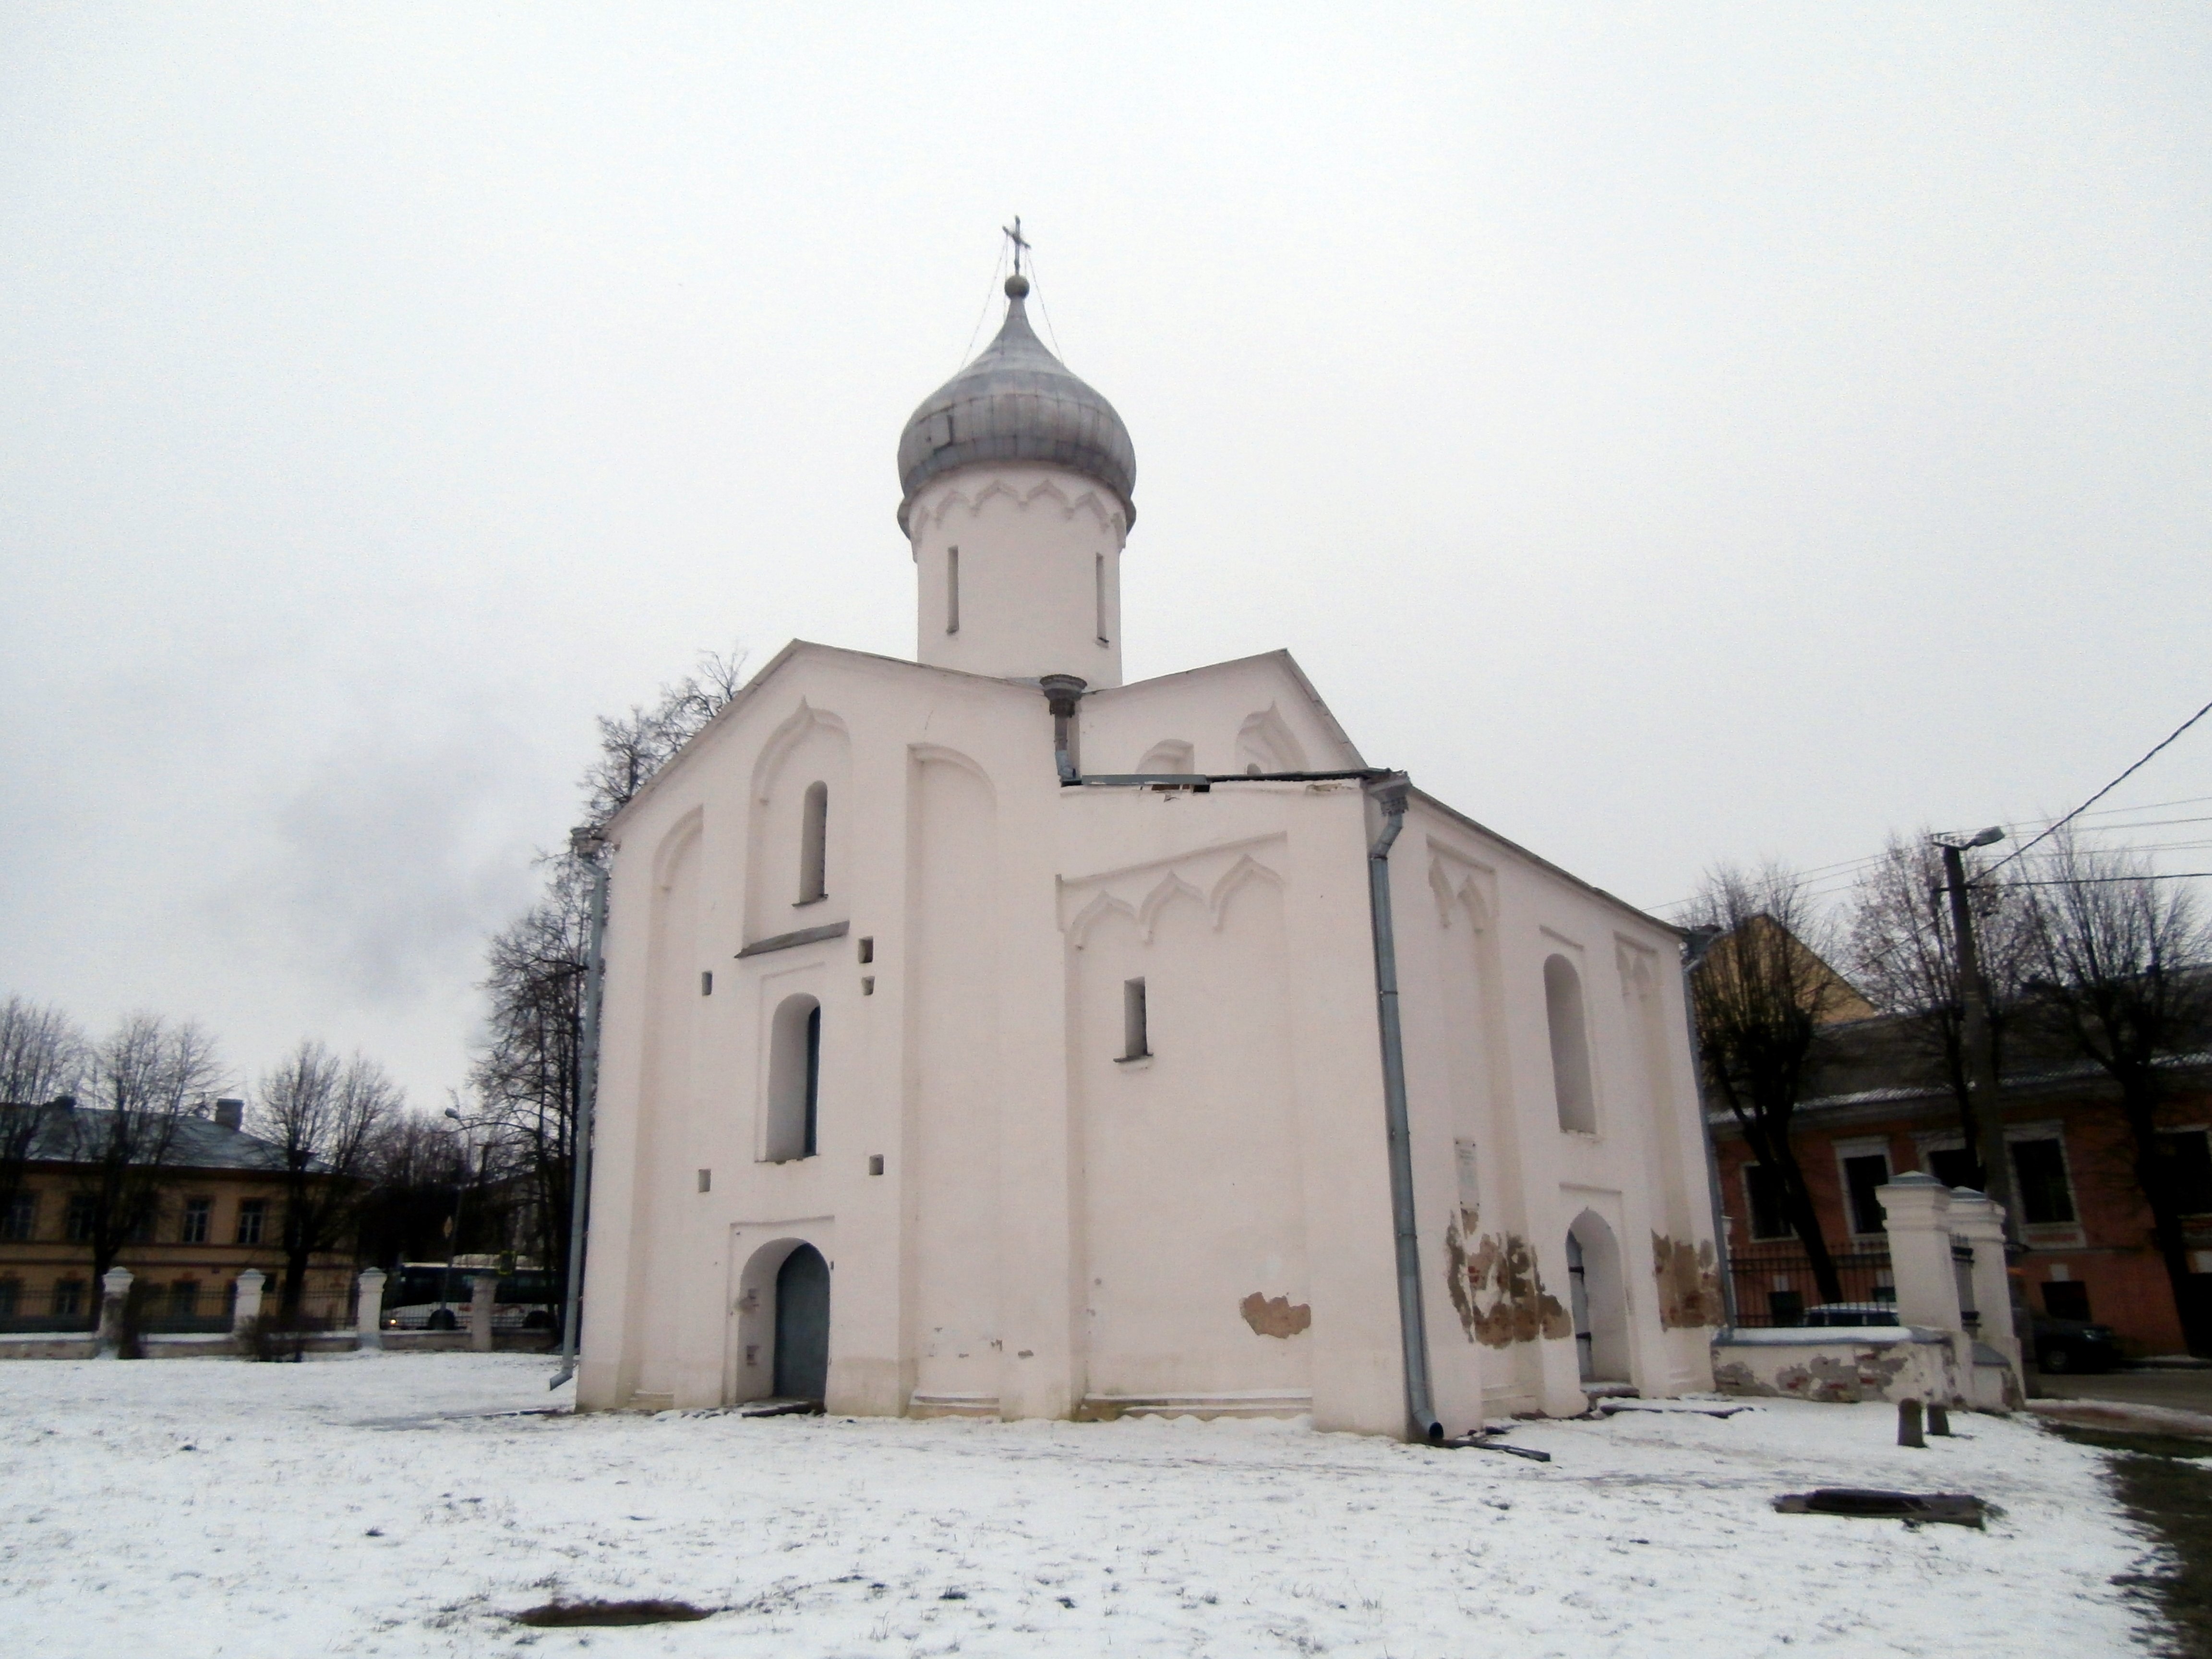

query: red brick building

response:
[1710,1014,2212,1357]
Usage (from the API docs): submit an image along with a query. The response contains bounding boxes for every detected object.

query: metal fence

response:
[0,1278,354,1335]
[0,1280,97,1333]
[1727,1240,1896,1328]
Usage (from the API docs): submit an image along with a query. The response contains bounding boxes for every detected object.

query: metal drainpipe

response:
[1039,674,1087,782]
[1365,774,1443,1443]
[551,829,611,1393]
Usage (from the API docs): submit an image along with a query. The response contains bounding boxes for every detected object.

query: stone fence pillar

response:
[469,1273,497,1352]
[95,1266,133,1358]
[356,1268,386,1353]
[1948,1191,2020,1372]
[232,1269,266,1338]
[1877,1173,1962,1332]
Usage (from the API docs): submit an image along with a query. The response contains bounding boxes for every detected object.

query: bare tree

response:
[2024,833,2212,1352]
[1844,832,2036,1188]
[466,641,746,1322]
[469,858,593,1307]
[66,1015,224,1291]
[579,644,748,826]
[253,1040,403,1319]
[354,1107,476,1268]
[0,995,88,1243]
[1685,863,1861,1302]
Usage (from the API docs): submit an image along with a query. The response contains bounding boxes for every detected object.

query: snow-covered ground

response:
[0,1354,2155,1657]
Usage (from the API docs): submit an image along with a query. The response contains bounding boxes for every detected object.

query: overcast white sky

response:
[3,5,2208,1109]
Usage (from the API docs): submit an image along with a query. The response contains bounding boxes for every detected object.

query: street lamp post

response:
[1934,825,2038,1395]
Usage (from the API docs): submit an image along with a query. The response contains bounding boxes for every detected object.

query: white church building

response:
[575,270,1722,1437]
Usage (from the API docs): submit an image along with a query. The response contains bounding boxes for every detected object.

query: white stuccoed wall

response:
[575,444,1718,1436]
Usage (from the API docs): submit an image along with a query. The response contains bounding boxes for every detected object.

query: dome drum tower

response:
[898,275,1137,689]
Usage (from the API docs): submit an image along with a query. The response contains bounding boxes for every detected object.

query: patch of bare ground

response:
[513,1599,715,1627]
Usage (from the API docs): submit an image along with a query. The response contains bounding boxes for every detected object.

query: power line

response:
[1985,695,2212,877]
[2008,872,2212,885]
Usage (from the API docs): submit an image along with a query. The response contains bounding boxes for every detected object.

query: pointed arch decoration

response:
[750,699,850,804]
[913,474,1128,540]
[1065,890,1141,950]
[1206,854,1286,931]
[1235,706,1307,775]
[1135,871,1209,943]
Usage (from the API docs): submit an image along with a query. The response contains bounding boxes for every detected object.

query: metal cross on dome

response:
[1003,216,1030,276]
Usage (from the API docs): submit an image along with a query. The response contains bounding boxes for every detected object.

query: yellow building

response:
[0,1099,353,1333]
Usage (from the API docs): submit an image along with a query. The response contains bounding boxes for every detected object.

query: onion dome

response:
[896,274,1136,533]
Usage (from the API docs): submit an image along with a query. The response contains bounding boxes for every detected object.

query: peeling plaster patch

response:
[1652,1233,1726,1330]
[1443,1215,1570,1346]
[1239,1293,1311,1338]
[1714,1347,1914,1404]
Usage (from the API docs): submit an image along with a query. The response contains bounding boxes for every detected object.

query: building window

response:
[0,1278,17,1320]
[1924,1145,1979,1191]
[1121,978,1149,1061]
[765,994,823,1163]
[2043,1279,2092,1322]
[235,1199,266,1246]
[2009,1137,2078,1226]
[1,1191,35,1242]
[180,1197,213,1245]
[1542,955,1596,1133]
[1743,1166,1793,1240]
[53,1278,85,1318]
[797,781,829,905]
[1842,1152,1890,1236]
[169,1280,200,1319]
[2157,1130,2212,1215]
[64,1193,96,1243]
[1095,553,1108,645]
[946,546,960,634]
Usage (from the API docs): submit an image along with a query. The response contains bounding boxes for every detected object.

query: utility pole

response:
[1935,828,2038,1395]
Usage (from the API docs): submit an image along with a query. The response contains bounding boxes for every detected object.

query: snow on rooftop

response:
[0,1354,2149,1655]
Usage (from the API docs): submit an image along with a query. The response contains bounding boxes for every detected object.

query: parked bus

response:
[381,1262,559,1332]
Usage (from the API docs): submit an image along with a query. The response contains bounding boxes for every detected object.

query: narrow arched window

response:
[802,1003,822,1158]
[1544,954,1597,1133]
[766,994,823,1162]
[798,781,829,904]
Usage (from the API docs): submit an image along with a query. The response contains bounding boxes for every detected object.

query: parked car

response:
[2032,1313,2121,1373]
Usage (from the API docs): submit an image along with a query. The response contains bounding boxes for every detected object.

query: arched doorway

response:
[1566,1211,1629,1384]
[773,1243,830,1402]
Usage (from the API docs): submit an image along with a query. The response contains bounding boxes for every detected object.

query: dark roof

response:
[4,1103,306,1174]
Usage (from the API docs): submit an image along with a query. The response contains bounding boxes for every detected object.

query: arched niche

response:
[745,703,850,943]
[1566,1210,1630,1383]
[763,992,821,1162]
[1544,953,1597,1134]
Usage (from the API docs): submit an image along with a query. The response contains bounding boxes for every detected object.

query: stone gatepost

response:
[356,1268,386,1353]
[95,1267,133,1358]
[232,1268,266,1340]
[1948,1190,2021,1375]
[1878,1173,1963,1400]
[1879,1174,1963,1330]
[469,1273,497,1352]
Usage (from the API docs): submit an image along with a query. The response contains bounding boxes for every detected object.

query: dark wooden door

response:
[773,1244,830,1401]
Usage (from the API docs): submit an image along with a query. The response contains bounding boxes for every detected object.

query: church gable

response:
[1082,650,1363,778]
